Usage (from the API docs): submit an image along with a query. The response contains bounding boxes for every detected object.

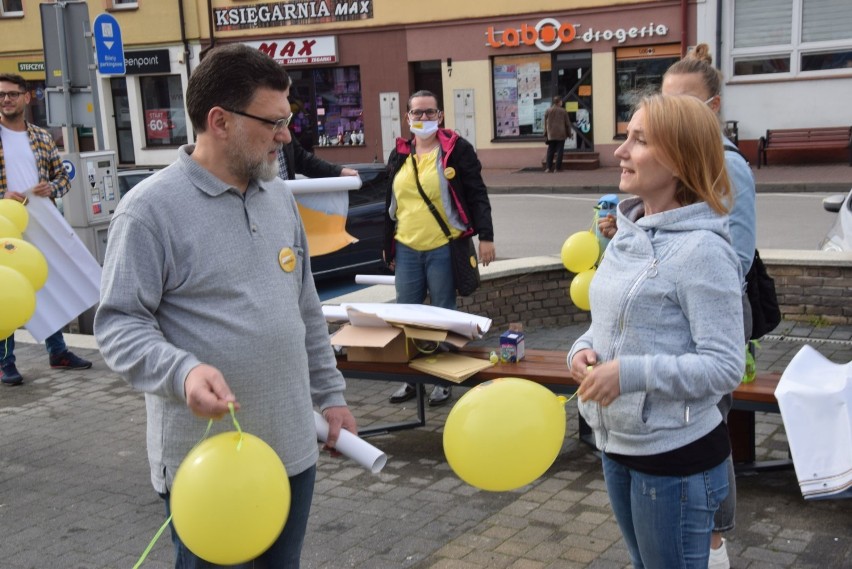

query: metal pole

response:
[54,1,76,153]
[84,18,105,150]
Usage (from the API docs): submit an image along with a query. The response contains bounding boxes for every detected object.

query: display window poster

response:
[495,101,519,137]
[517,63,541,102]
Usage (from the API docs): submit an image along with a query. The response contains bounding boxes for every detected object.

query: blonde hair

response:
[664,43,722,98]
[639,94,731,214]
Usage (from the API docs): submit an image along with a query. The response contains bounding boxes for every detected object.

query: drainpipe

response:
[716,0,724,70]
[178,0,191,76]
[201,0,217,60]
[681,0,688,57]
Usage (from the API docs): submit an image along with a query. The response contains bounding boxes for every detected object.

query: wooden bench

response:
[756,126,852,168]
[336,347,787,472]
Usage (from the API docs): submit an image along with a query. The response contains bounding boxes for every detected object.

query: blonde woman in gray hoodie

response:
[568,94,745,569]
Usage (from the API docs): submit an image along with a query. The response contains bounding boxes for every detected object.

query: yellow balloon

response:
[0,265,37,337]
[443,377,566,491]
[570,268,596,311]
[560,231,600,274]
[0,238,48,290]
[171,431,291,565]
[0,215,22,240]
[0,200,28,233]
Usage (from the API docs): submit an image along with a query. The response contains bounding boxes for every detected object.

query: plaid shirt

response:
[0,122,70,199]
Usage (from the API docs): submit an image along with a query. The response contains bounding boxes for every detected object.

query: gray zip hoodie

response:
[568,196,745,456]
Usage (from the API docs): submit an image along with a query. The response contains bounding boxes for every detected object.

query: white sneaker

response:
[428,385,452,406]
[708,538,730,569]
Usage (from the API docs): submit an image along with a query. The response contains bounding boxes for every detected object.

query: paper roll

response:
[285,176,362,195]
[314,411,387,474]
[355,274,396,286]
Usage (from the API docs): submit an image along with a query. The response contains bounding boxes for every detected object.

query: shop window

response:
[614,45,680,137]
[491,54,553,139]
[1,0,23,16]
[140,75,188,148]
[731,0,852,77]
[313,67,364,147]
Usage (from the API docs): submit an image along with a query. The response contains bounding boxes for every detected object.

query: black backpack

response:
[722,143,781,338]
[746,249,781,339]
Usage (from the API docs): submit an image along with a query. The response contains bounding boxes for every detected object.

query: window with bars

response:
[731,0,852,77]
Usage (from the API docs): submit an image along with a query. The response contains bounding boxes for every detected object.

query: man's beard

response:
[227,121,280,182]
[0,107,23,121]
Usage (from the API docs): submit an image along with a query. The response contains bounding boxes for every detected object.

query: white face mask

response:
[409,120,439,137]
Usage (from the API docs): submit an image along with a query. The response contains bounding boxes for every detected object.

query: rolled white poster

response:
[285,176,362,195]
[314,411,387,474]
[355,274,396,286]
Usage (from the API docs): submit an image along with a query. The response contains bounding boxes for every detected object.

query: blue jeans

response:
[0,330,66,366]
[393,241,457,310]
[163,465,316,569]
[602,453,729,569]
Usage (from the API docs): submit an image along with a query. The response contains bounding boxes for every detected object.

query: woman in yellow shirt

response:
[382,90,495,406]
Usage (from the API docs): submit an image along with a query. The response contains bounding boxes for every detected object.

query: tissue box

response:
[499,330,525,362]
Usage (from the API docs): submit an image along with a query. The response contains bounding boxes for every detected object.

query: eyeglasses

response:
[224,108,293,133]
[408,108,441,120]
[0,91,25,101]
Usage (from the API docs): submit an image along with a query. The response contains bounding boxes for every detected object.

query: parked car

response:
[820,188,852,252]
[118,167,161,200]
[309,162,389,280]
[115,163,389,280]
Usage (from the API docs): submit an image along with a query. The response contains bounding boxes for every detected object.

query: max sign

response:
[486,17,669,52]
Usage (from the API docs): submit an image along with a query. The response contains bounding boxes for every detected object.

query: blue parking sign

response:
[93,13,126,75]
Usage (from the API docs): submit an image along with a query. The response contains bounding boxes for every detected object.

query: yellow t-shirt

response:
[393,149,462,251]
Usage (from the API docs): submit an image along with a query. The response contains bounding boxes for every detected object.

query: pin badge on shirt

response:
[444,167,456,180]
[278,247,296,272]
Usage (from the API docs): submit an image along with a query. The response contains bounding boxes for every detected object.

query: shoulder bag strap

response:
[409,152,453,240]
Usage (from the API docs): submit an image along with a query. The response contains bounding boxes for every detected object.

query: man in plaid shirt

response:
[0,73,91,386]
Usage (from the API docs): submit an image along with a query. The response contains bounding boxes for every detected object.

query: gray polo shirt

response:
[95,145,346,493]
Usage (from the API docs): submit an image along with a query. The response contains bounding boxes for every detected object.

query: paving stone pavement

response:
[1,322,850,569]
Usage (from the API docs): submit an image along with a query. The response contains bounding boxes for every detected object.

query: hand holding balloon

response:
[569,349,597,381]
[597,214,617,239]
[185,364,240,419]
[577,360,621,407]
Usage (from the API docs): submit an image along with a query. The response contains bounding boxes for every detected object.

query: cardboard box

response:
[499,330,525,362]
[331,323,469,363]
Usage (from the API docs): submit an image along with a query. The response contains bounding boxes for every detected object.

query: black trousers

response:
[545,140,565,171]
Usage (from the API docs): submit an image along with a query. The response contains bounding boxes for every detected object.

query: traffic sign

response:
[93,13,125,75]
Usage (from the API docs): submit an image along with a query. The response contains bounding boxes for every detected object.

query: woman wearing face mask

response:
[661,44,757,569]
[382,90,495,407]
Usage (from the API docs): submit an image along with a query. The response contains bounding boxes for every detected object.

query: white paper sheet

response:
[314,411,387,474]
[21,196,101,343]
[321,303,491,339]
[775,345,852,500]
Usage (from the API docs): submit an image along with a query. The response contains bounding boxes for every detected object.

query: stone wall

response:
[762,250,852,325]
[325,252,852,332]
[459,252,852,331]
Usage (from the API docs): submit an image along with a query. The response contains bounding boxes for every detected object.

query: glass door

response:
[287,70,317,152]
[553,52,592,151]
[110,77,134,164]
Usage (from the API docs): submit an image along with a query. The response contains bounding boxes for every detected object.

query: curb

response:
[486,182,849,195]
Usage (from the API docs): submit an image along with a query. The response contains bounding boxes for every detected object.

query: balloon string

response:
[132,514,173,569]
[229,402,244,451]
[132,408,230,567]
